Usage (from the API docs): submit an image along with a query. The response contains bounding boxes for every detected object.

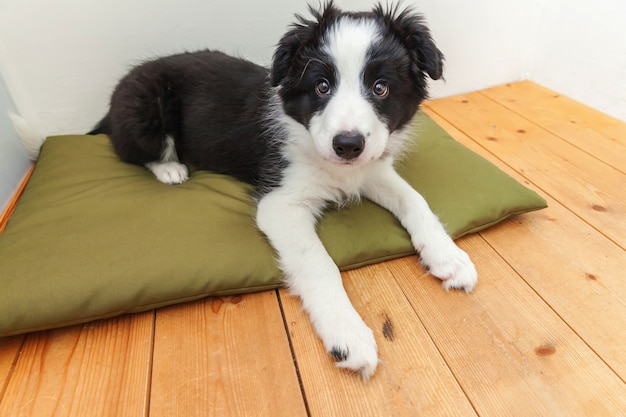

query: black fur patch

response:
[330,346,348,361]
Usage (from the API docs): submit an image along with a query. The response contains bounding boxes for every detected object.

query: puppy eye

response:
[372,80,389,98]
[315,79,331,96]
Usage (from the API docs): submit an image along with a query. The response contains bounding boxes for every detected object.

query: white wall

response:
[0,0,308,136]
[529,0,626,122]
[0,0,553,137]
[0,0,625,212]
[0,74,30,212]
[420,0,539,100]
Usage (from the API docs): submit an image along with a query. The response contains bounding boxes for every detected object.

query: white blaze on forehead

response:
[323,17,381,91]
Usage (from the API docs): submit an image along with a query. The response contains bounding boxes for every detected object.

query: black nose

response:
[332,132,365,160]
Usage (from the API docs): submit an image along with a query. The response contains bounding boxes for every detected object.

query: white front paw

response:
[419,239,478,293]
[314,308,379,380]
[145,161,189,184]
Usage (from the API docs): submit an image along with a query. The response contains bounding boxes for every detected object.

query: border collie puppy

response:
[91,1,477,379]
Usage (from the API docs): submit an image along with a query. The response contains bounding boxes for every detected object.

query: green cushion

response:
[0,113,546,336]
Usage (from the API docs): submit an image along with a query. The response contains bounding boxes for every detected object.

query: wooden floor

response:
[1,81,625,416]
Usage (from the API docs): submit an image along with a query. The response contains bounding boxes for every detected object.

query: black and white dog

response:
[91,1,477,379]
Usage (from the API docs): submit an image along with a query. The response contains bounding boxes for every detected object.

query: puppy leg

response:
[145,135,189,184]
[363,163,477,292]
[107,67,188,185]
[256,190,379,379]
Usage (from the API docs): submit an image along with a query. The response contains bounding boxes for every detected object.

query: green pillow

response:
[0,113,546,336]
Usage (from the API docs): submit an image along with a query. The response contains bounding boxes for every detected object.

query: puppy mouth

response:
[325,152,376,166]
[315,151,358,165]
[338,158,359,165]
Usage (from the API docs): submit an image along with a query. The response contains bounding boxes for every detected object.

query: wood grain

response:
[149,292,307,417]
[425,92,626,250]
[391,245,626,416]
[0,313,154,417]
[481,81,626,174]
[0,335,25,399]
[279,263,478,417]
[423,106,626,378]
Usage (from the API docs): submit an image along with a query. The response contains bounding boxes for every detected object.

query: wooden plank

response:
[0,335,25,399]
[425,92,626,249]
[149,292,308,417]
[279,263,478,417]
[0,313,154,417]
[391,243,626,416]
[481,81,626,173]
[423,107,626,378]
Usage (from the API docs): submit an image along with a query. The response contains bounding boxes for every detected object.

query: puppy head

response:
[272,1,444,165]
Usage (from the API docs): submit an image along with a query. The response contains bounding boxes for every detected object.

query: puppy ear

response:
[271,1,341,86]
[375,4,444,81]
[271,23,311,87]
